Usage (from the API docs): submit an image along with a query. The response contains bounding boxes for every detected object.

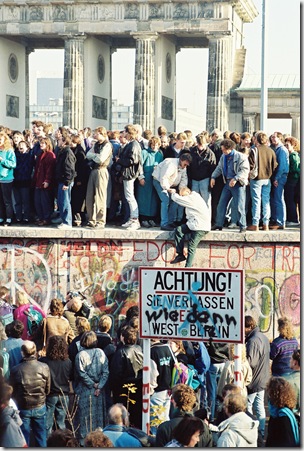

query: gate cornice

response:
[0,1,258,37]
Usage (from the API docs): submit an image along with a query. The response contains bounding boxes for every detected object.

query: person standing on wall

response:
[85,126,113,229]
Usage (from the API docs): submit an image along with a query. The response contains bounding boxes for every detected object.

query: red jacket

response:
[33,151,56,189]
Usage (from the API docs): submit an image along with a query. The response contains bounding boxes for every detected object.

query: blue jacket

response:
[103,424,142,447]
[0,149,16,182]
[273,144,289,181]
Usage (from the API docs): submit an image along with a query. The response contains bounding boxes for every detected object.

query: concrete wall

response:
[1,231,300,342]
[0,38,25,130]
[84,37,111,129]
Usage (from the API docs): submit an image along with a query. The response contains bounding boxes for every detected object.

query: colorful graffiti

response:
[0,239,300,340]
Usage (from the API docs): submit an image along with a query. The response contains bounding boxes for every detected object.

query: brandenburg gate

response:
[0,0,258,132]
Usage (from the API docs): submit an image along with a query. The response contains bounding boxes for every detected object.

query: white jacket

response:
[152,158,188,190]
[217,411,259,447]
[171,191,211,231]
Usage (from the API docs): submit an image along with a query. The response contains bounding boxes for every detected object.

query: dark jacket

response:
[150,342,174,392]
[55,145,76,186]
[10,355,50,409]
[13,149,35,187]
[266,414,299,447]
[205,341,229,364]
[109,344,143,393]
[188,146,217,181]
[73,144,90,184]
[245,326,270,394]
[156,410,213,447]
[39,357,72,396]
[117,140,142,180]
[163,145,190,159]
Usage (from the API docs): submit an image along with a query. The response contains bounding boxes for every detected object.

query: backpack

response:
[171,361,201,391]
[24,305,44,338]
[0,300,14,326]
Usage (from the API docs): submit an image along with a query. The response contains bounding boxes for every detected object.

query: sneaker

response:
[228,223,238,229]
[141,220,151,228]
[286,221,300,227]
[126,219,141,230]
[170,254,186,264]
[148,220,157,227]
[211,225,222,231]
[86,222,96,228]
[57,223,72,229]
[121,219,132,228]
[51,217,63,224]
[161,224,175,231]
[3,220,11,227]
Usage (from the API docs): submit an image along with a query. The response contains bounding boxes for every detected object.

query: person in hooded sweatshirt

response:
[217,392,259,447]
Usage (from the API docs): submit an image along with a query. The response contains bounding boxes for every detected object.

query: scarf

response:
[223,149,235,178]
[268,402,300,445]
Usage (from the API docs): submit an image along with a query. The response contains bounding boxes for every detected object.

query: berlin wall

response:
[0,228,300,342]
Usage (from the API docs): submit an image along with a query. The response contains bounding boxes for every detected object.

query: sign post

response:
[139,267,245,431]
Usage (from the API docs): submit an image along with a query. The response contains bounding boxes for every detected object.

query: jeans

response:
[192,179,211,222]
[123,179,138,219]
[247,390,266,437]
[175,224,207,267]
[46,394,69,436]
[250,179,271,225]
[153,179,171,227]
[57,182,73,226]
[150,389,171,436]
[206,362,225,421]
[270,174,287,225]
[19,404,47,447]
[215,181,247,229]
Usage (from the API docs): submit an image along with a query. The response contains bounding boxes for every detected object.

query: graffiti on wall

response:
[0,239,300,340]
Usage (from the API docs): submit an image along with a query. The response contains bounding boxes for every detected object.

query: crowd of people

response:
[0,288,301,447]
[0,122,300,237]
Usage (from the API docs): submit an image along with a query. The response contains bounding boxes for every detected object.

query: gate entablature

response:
[0,0,258,132]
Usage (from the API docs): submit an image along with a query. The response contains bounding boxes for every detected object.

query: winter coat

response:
[33,150,56,190]
[55,145,76,186]
[116,140,143,180]
[217,411,259,447]
[245,326,270,394]
[211,150,250,186]
[0,405,27,447]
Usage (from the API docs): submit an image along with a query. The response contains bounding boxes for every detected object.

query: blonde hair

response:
[16,291,29,306]
[0,132,13,151]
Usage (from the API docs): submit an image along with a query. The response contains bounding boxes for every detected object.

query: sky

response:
[29,0,300,132]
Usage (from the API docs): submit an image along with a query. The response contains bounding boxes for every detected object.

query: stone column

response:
[25,46,34,129]
[206,36,233,133]
[132,33,158,131]
[290,113,300,139]
[63,35,86,129]
[243,113,257,134]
